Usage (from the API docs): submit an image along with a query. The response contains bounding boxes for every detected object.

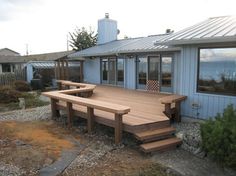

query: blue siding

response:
[83,58,101,84]
[177,45,236,119]
[124,58,136,89]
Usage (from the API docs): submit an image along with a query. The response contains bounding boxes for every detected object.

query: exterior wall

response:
[124,57,136,89]
[177,45,236,119]
[83,58,101,84]
[26,64,33,83]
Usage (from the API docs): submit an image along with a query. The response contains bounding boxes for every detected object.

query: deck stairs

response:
[134,126,182,153]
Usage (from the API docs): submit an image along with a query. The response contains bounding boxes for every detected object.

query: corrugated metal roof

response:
[26,61,80,69]
[24,50,75,61]
[154,16,236,45]
[0,50,75,63]
[69,34,180,58]
[70,16,236,58]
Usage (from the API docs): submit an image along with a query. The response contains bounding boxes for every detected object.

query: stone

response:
[175,132,184,139]
[44,158,54,167]
[14,139,27,146]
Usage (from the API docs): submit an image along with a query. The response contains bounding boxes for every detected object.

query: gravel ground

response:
[0,105,51,122]
[0,162,24,176]
[173,119,203,157]
[0,106,234,176]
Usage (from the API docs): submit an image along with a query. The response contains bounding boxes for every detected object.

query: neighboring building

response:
[0,49,77,86]
[0,48,25,74]
[0,48,20,56]
[69,15,236,119]
[23,50,76,85]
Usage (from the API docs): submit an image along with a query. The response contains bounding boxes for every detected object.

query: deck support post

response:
[66,102,73,128]
[51,98,60,119]
[57,82,62,90]
[115,114,123,145]
[87,107,94,133]
[164,103,172,119]
[175,102,181,122]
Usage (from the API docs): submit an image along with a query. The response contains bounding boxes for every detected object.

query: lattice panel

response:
[146,80,160,92]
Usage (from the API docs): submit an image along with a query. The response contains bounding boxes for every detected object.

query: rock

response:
[175,132,184,140]
[14,139,27,146]
[44,158,54,167]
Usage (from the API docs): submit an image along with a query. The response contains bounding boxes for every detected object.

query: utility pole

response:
[26,44,29,55]
[66,34,69,51]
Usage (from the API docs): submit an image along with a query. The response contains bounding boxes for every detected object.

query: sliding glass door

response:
[137,57,147,89]
[161,56,173,92]
[101,57,124,86]
[102,58,108,84]
[108,58,116,84]
[136,55,173,93]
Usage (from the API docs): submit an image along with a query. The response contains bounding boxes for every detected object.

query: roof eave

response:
[155,36,236,45]
[68,47,181,58]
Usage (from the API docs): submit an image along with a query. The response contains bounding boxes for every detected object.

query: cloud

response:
[0,0,43,21]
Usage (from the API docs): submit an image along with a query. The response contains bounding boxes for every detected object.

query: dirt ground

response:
[0,120,173,176]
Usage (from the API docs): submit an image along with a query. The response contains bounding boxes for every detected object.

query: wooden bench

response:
[43,91,130,145]
[159,95,187,122]
[56,80,96,97]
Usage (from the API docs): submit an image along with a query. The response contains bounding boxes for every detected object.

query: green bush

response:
[200,104,236,169]
[14,80,31,92]
[0,86,22,103]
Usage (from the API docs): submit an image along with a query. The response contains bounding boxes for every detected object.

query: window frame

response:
[197,46,236,96]
[2,63,12,73]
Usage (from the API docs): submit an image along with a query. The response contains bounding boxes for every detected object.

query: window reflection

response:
[198,48,236,95]
[117,59,124,85]
[161,57,172,87]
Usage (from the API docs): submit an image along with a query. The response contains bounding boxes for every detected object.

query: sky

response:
[0,0,236,55]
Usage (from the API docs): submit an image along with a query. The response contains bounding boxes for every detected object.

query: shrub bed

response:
[0,86,22,103]
[14,80,31,92]
[201,104,236,169]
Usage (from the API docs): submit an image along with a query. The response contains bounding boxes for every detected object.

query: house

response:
[0,48,25,74]
[0,49,79,86]
[68,14,236,119]
[0,48,20,56]
[23,50,78,85]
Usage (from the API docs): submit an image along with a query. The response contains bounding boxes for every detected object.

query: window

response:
[101,58,124,86]
[102,59,108,83]
[117,58,124,85]
[197,47,236,95]
[2,63,11,72]
[161,56,172,87]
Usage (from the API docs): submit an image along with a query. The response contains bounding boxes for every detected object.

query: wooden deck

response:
[57,85,171,134]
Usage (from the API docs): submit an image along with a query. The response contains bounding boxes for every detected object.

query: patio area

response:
[57,85,171,133]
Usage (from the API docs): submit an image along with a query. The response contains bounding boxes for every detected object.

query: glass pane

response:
[138,57,147,85]
[198,48,236,95]
[102,59,108,82]
[108,58,116,84]
[148,56,160,81]
[161,57,172,87]
[2,63,11,72]
[117,58,124,85]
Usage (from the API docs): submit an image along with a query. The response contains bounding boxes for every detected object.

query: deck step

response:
[134,127,176,142]
[140,137,182,153]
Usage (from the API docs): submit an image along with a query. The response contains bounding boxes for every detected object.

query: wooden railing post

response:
[87,107,94,133]
[66,102,73,128]
[115,114,123,145]
[51,98,60,119]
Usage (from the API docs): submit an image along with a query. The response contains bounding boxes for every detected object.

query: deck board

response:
[90,86,170,128]
[57,85,171,133]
